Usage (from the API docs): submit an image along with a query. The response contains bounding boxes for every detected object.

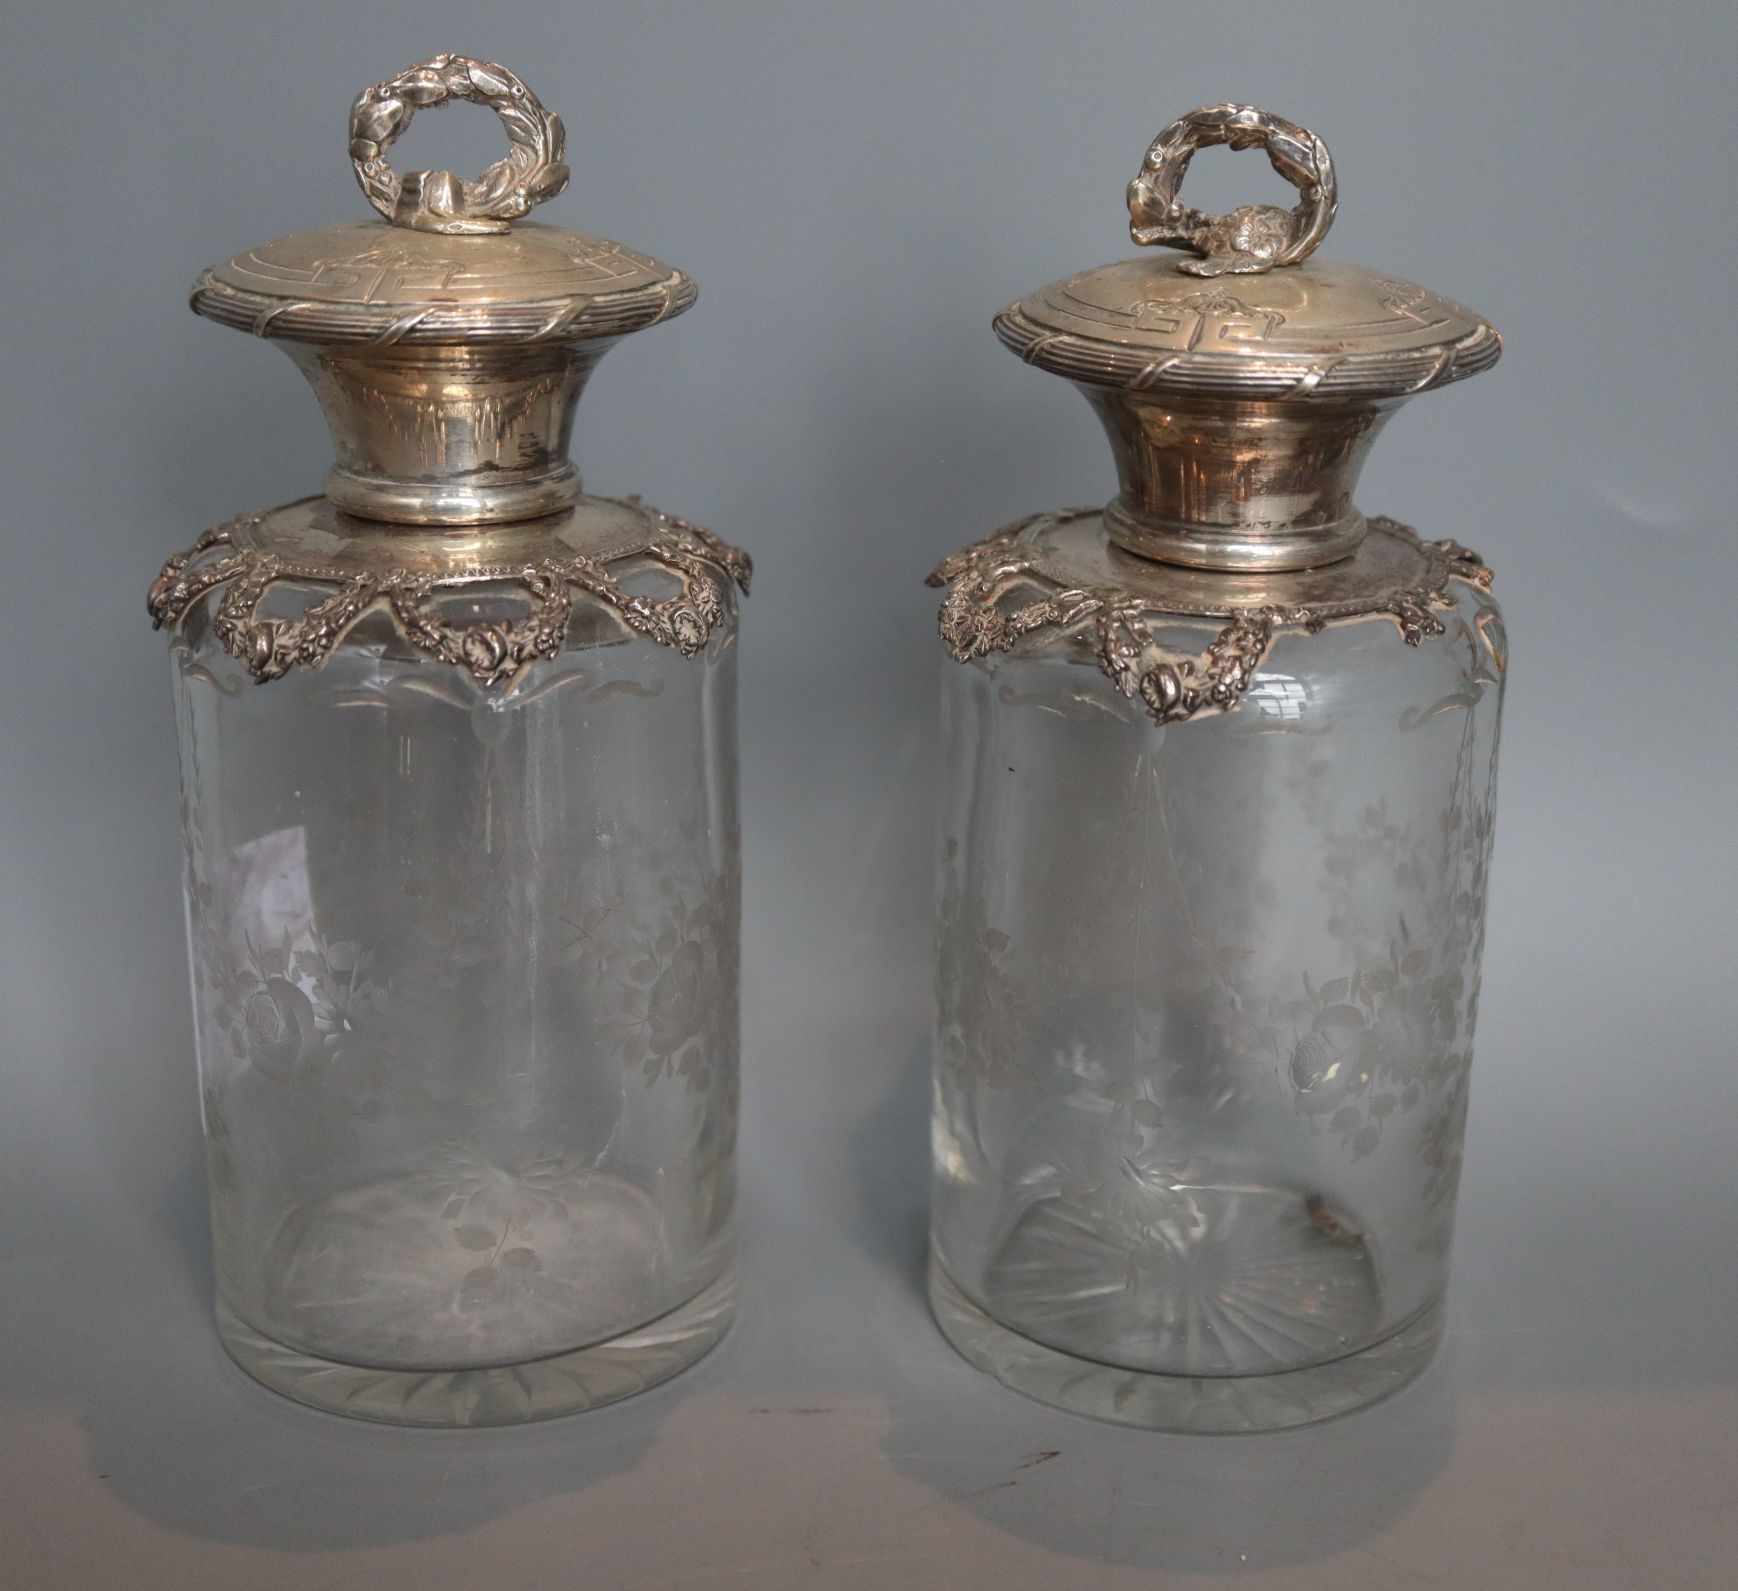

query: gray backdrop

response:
[3,2,1735,1586]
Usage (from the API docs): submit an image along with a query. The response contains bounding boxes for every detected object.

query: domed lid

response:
[185,55,698,526]
[994,105,1498,402]
[190,54,694,348]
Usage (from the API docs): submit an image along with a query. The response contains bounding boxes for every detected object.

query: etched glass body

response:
[929,569,1505,1431]
[171,587,740,1426]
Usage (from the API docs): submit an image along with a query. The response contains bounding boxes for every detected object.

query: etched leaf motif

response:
[573,868,737,1094]
[454,1225,497,1251]
[647,942,704,1054]
[1272,674,1499,1177]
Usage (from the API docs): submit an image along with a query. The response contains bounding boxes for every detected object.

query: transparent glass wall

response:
[930,593,1504,1429]
[172,590,740,1424]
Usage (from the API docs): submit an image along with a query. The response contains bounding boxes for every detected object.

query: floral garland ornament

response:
[149,501,751,687]
[927,510,1493,727]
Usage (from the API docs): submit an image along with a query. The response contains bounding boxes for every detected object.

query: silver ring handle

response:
[348,55,570,236]
[1127,104,1337,277]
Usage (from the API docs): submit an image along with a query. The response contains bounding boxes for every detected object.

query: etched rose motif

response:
[212,930,404,1123]
[1287,997,1369,1104]
[243,976,318,1077]
[1278,703,1496,1170]
[1289,1028,1345,1096]
[586,880,731,1091]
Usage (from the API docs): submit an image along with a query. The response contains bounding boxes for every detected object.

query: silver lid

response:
[994,105,1501,572]
[188,55,694,526]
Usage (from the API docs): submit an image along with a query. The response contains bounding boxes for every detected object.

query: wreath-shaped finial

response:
[1127,104,1336,278]
[348,54,570,236]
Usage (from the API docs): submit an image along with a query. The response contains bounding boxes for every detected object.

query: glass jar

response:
[147,56,749,1426]
[925,106,1505,1431]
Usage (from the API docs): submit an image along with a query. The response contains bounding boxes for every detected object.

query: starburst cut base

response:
[930,1181,1445,1433]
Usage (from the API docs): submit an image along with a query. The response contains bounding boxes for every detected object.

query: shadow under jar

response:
[925,104,1506,1433]
[147,55,750,1426]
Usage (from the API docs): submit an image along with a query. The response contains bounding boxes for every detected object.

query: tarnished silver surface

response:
[1126,104,1337,277]
[149,495,750,686]
[995,100,1497,403]
[348,55,570,236]
[190,225,693,348]
[187,55,695,525]
[993,105,1500,573]
[1086,385,1396,574]
[926,509,1493,726]
[994,263,1497,403]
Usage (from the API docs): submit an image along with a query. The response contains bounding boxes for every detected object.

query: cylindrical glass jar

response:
[930,541,1503,1428]
[148,57,750,1425]
[925,106,1506,1431]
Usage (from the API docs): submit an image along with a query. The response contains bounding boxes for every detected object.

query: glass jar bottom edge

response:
[928,1250,1443,1433]
[214,1260,738,1427]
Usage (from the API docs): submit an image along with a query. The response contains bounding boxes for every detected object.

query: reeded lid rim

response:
[994,271,1500,402]
[189,54,696,349]
[191,225,697,348]
[999,103,1500,402]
